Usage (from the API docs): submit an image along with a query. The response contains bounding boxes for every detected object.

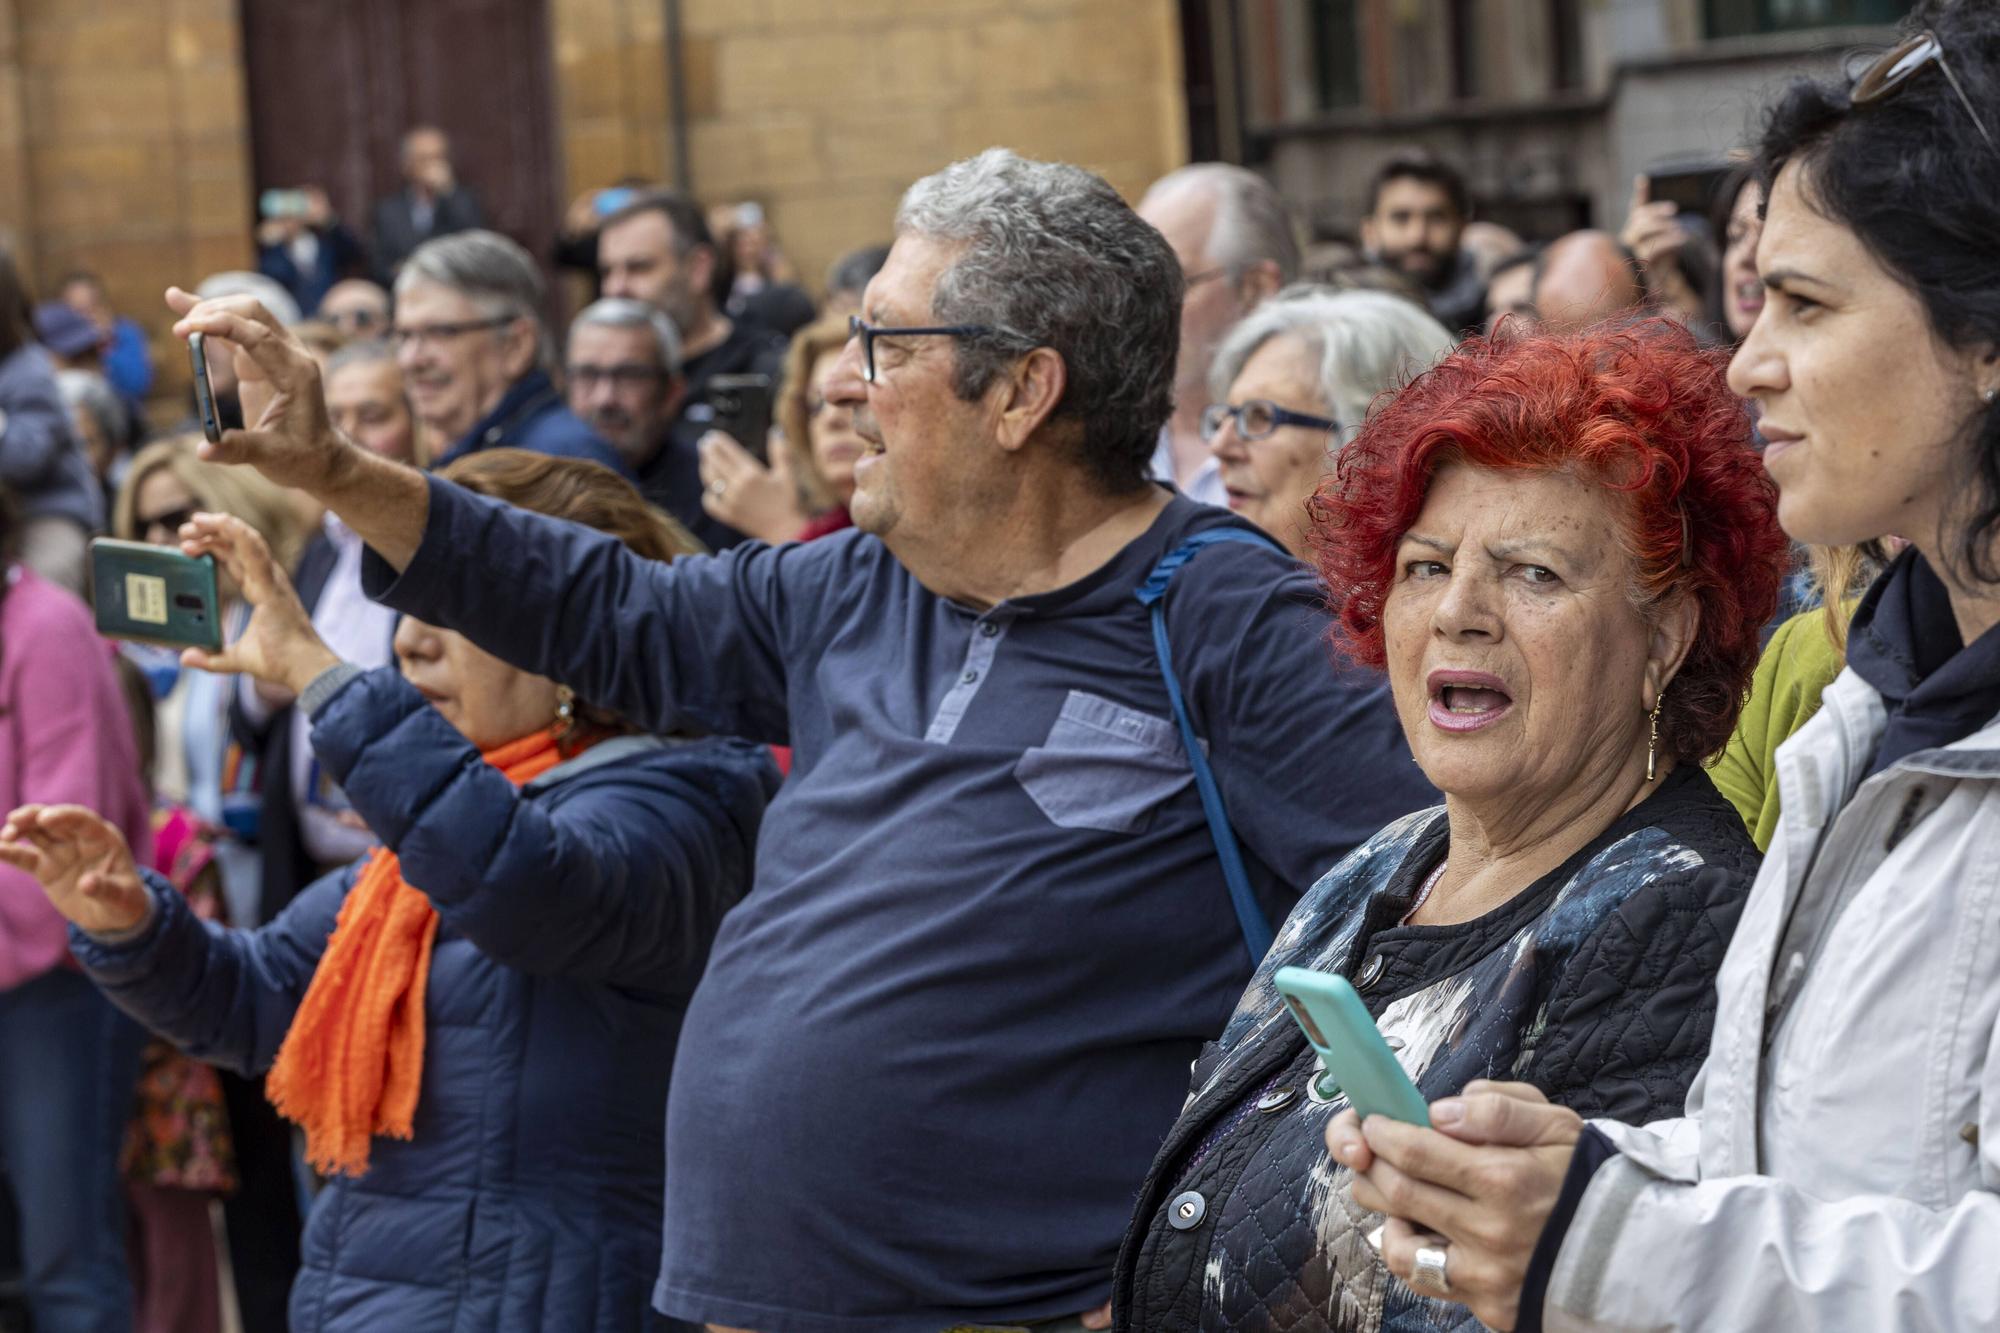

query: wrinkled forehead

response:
[861,233,966,323]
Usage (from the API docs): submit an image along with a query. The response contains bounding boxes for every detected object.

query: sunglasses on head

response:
[1850,29,1998,157]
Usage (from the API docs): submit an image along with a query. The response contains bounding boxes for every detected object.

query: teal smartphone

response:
[90,538,223,653]
[1273,965,1430,1126]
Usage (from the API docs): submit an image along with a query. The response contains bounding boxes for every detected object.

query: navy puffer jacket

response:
[73,667,776,1332]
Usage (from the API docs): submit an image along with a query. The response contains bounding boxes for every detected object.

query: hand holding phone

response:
[1274,966,1430,1126]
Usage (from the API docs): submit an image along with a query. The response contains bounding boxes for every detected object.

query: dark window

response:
[1449,0,1481,101]
[1307,0,1364,111]
[1704,0,1910,40]
[1550,0,1584,91]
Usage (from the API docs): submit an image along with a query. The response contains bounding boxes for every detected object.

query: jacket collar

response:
[451,369,561,458]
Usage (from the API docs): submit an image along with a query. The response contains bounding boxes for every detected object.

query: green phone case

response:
[1273,965,1431,1126]
[89,538,223,653]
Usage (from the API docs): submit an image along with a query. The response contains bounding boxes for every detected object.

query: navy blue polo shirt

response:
[364,478,1432,1333]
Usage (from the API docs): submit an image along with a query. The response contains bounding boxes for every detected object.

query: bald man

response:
[1532,230,1645,331]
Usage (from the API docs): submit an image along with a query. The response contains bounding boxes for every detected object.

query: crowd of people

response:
[1,3,1998,1331]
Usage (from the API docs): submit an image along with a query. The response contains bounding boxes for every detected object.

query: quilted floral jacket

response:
[1111,765,1758,1333]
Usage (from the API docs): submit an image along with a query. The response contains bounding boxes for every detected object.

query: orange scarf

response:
[266,728,570,1176]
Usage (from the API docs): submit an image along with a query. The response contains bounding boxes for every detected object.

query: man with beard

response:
[564,297,745,549]
[595,190,785,435]
[1136,163,1295,506]
[1359,150,1485,335]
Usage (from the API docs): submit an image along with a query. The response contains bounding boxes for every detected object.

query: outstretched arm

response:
[2,804,345,1074]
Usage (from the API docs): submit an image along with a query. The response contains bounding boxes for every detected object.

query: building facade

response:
[0,0,1188,403]
[1195,0,1909,242]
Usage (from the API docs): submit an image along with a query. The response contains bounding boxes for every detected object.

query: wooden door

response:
[239,0,561,290]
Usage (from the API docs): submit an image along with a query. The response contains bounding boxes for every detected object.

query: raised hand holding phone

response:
[0,804,150,936]
[177,512,342,697]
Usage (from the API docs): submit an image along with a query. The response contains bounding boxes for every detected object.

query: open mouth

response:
[1426,673,1513,733]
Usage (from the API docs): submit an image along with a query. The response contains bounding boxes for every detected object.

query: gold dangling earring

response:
[554,686,578,746]
[1646,691,1665,782]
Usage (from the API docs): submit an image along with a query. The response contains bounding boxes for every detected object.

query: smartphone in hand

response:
[90,538,224,653]
[189,331,222,445]
[707,374,773,463]
[1274,966,1431,1126]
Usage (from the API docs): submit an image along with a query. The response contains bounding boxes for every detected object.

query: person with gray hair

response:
[563,296,745,549]
[1205,286,1454,558]
[391,230,624,475]
[1138,162,1301,505]
[164,146,1431,1333]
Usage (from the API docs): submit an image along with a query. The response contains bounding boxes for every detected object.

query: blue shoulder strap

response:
[1137,527,1284,965]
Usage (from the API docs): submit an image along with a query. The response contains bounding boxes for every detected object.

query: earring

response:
[1646,691,1665,782]
[554,685,577,743]
[1985,387,1998,406]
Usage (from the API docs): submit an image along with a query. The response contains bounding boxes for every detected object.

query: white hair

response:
[195,270,302,327]
[1209,286,1455,440]
[1141,162,1301,282]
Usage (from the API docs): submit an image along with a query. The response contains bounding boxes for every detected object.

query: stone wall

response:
[0,0,253,399]
[554,0,1190,296]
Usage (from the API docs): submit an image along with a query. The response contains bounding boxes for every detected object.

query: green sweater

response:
[1711,607,1849,852]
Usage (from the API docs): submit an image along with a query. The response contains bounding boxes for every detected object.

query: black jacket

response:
[370,187,487,284]
[1112,765,1757,1333]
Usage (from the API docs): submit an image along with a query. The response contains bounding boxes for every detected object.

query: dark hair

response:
[0,245,36,365]
[1755,1,2000,583]
[601,189,715,258]
[57,270,105,298]
[1366,151,1470,220]
[1703,163,1758,336]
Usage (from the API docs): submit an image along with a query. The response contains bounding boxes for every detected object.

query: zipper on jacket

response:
[1883,786,1928,854]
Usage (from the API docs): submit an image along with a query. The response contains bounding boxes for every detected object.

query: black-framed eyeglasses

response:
[1851,29,1999,157]
[390,314,518,351]
[847,315,1004,384]
[1200,399,1341,442]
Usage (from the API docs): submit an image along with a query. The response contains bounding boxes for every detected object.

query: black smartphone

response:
[189,331,222,444]
[707,374,773,463]
[1644,158,1729,216]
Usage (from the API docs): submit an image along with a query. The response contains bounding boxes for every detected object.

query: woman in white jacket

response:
[1318,6,2000,1330]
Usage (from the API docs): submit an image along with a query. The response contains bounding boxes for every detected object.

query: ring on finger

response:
[707,480,727,498]
[1410,1244,1451,1295]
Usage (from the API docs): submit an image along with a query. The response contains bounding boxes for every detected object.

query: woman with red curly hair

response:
[1106,317,1784,1333]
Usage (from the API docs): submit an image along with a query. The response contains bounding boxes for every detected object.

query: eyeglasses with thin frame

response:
[1851,29,1999,157]
[390,314,519,351]
[1200,398,1342,443]
[847,315,1010,384]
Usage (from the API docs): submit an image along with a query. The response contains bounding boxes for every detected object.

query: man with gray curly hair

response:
[167,147,1430,1333]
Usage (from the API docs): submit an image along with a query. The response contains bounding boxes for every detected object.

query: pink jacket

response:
[0,567,153,991]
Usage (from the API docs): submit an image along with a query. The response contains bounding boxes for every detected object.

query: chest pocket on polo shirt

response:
[1014,689,1193,834]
